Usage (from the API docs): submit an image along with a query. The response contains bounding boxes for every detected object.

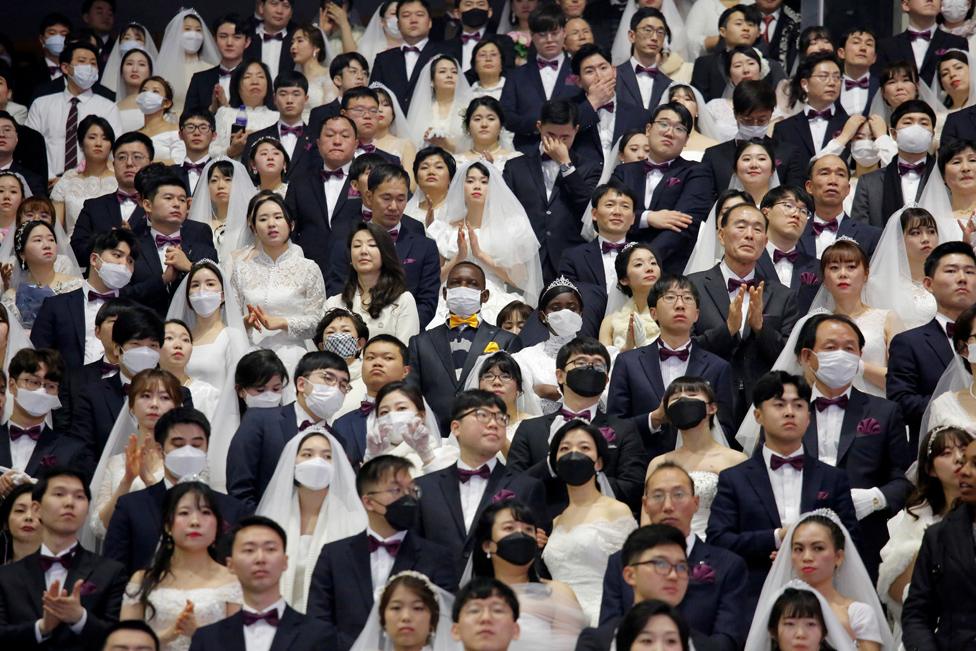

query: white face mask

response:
[189,291,222,317]
[294,457,334,490]
[850,139,881,167]
[943,0,971,22]
[122,346,161,374]
[304,381,345,421]
[813,350,861,389]
[546,309,583,338]
[967,342,976,364]
[45,34,66,56]
[165,445,208,481]
[385,16,402,39]
[15,387,61,417]
[244,390,283,409]
[445,286,483,317]
[736,124,768,141]
[377,410,417,446]
[136,91,165,114]
[895,124,934,155]
[180,30,205,53]
[70,64,99,91]
[96,257,132,290]
[119,39,142,55]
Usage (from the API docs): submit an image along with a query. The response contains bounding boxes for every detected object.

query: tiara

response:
[544,276,579,294]
[799,508,841,526]
[834,235,860,246]
[621,241,639,253]
[373,570,439,602]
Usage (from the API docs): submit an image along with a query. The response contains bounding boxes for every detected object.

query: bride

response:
[923,304,976,432]
[405,55,472,153]
[427,160,542,325]
[350,571,456,651]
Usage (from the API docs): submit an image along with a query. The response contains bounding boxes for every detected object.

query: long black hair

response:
[340,221,408,319]
[908,426,974,518]
[471,498,541,581]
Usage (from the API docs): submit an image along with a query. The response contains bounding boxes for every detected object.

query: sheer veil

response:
[255,428,367,612]
[155,8,220,112]
[80,407,139,549]
[917,165,967,241]
[370,81,411,140]
[611,0,688,65]
[867,78,945,124]
[405,56,472,148]
[350,572,457,651]
[656,81,722,141]
[101,24,160,95]
[186,158,258,261]
[744,578,857,651]
[358,6,400,68]
[462,353,543,419]
[919,354,973,443]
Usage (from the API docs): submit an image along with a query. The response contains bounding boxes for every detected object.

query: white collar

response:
[242,597,286,616]
[813,213,844,226]
[366,526,408,543]
[63,88,94,103]
[296,401,321,426]
[810,384,854,402]
[81,279,117,298]
[40,541,79,558]
[935,312,955,330]
[257,24,287,37]
[766,241,797,257]
[457,457,498,472]
[404,37,429,51]
[537,52,564,66]
[719,260,755,283]
[907,23,936,35]
[844,71,870,82]
[659,338,691,352]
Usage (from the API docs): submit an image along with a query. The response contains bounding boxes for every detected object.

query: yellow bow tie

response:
[449,314,479,329]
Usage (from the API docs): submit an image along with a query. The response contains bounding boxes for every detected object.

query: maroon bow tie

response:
[182,160,206,173]
[155,234,181,248]
[814,395,849,411]
[811,219,839,236]
[769,454,804,471]
[946,321,956,337]
[368,535,402,555]
[361,208,373,222]
[48,66,59,76]
[280,124,303,137]
[87,289,116,302]
[100,360,119,376]
[537,58,558,70]
[598,102,614,113]
[242,609,280,626]
[116,191,138,204]
[359,142,376,153]
[460,32,482,43]
[601,241,626,254]
[773,248,798,263]
[359,400,374,416]
[644,160,670,174]
[898,161,925,176]
[388,228,399,242]
[402,45,420,54]
[38,548,77,572]
[457,464,491,482]
[727,277,757,293]
[635,64,658,76]
[658,347,689,362]
[262,31,285,42]
[218,67,234,78]
[10,424,42,441]
[806,108,833,120]
[844,77,870,90]
[321,168,345,181]
[559,407,592,421]
[299,420,317,431]
[908,29,931,41]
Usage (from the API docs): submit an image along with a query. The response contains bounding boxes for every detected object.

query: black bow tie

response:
[601,241,626,254]
[769,454,804,471]
[643,161,670,173]
[38,548,77,572]
[908,29,931,41]
[10,424,42,441]
[242,609,280,626]
[48,66,59,76]
[806,108,833,120]
[658,347,689,362]
[182,160,206,173]
[844,77,870,90]
[898,160,925,176]
[814,395,849,411]
[457,465,491,482]
[811,219,839,236]
[368,535,402,555]
[727,277,757,293]
[773,248,798,263]
[262,32,285,42]
[598,102,614,113]
[218,67,234,78]
[116,191,138,204]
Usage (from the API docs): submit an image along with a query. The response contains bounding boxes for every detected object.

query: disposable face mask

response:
[968,342,976,364]
[119,39,142,55]
[15,387,61,417]
[323,332,359,358]
[44,34,66,56]
[546,309,583,338]
[189,291,222,317]
[736,123,768,141]
[555,451,596,486]
[494,532,537,565]
[462,8,490,28]
[943,0,971,22]
[136,91,164,114]
[850,139,881,167]
[385,17,402,39]
[244,390,282,409]
[294,457,334,490]
[71,64,99,91]
[165,446,207,481]
[665,397,708,430]
[96,257,132,289]
[445,286,483,317]
[304,382,344,420]
[122,346,160,374]
[895,124,934,155]
[180,30,205,53]
[377,410,417,446]
[814,350,860,389]
[565,367,607,398]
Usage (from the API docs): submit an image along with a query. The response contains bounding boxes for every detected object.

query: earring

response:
[486,551,491,559]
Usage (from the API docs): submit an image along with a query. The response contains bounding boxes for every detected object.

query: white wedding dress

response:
[509,583,588,651]
[542,516,637,625]
[123,581,242,651]
[186,328,251,391]
[688,470,718,541]
[925,391,974,431]
[851,308,891,397]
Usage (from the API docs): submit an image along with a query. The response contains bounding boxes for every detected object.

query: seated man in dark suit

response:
[189,515,331,651]
[575,524,717,651]
[874,0,968,87]
[837,27,880,117]
[307,52,369,141]
[599,463,748,651]
[508,336,647,511]
[104,408,252,575]
[706,371,858,611]
[772,52,851,163]
[0,467,127,651]
[170,110,215,196]
[369,0,443,112]
[756,186,821,315]
[794,314,913,580]
[613,8,674,120]
[415,390,546,577]
[408,261,520,432]
[799,154,881,260]
[700,81,807,195]
[242,71,313,178]
[0,111,46,197]
[611,102,713,274]
[307,455,457,651]
[608,274,736,454]
[70,132,154,268]
[32,229,138,371]
[503,99,601,283]
[184,13,251,116]
[887,241,976,447]
[227,351,351,509]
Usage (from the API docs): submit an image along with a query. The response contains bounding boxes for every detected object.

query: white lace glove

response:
[401,419,436,465]
[632,315,648,347]
[850,487,887,521]
[365,425,391,461]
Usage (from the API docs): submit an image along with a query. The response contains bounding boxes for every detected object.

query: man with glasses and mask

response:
[415,390,545,577]
[756,186,821,314]
[508,337,646,515]
[307,455,457,650]
[227,351,352,509]
[611,102,712,274]
[598,464,749,651]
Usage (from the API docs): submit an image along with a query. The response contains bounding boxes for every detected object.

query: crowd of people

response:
[0,0,975,649]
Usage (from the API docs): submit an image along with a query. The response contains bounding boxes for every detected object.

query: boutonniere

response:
[775,159,782,167]
[348,186,361,198]
[817,490,830,501]
[491,489,516,504]
[666,177,682,187]
[565,73,580,86]
[304,141,314,152]
[79,581,98,596]
[690,562,716,584]
[401,257,416,265]
[856,417,881,435]
[800,272,819,286]
[40,455,57,469]
[599,426,617,444]
[483,341,501,354]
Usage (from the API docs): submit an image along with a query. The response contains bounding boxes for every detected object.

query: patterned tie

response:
[9,424,42,441]
[262,31,285,42]
[537,58,558,70]
[321,168,345,181]
[460,32,481,44]
[762,14,774,43]
[814,395,849,411]
[155,234,181,247]
[88,290,116,302]
[898,161,925,176]
[242,609,280,626]
[908,29,931,41]
[359,400,374,416]
[448,314,479,329]
[280,124,303,137]
[727,277,757,293]
[64,97,80,172]
[811,219,839,236]
[806,108,833,120]
[844,77,870,90]
[368,535,402,555]
[116,191,138,204]
[773,248,798,263]
[769,454,804,471]
[598,102,614,113]
[457,465,491,482]
[182,161,206,173]
[38,548,77,572]
[402,45,420,54]
[643,161,670,174]
[658,347,689,362]
[559,407,592,421]
[634,64,658,76]
[601,241,626,254]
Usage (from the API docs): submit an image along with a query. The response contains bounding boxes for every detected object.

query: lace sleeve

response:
[877,509,930,609]
[847,601,884,644]
[50,176,68,202]
[217,580,243,606]
[229,261,248,321]
[89,454,122,538]
[121,581,142,608]
[284,261,326,338]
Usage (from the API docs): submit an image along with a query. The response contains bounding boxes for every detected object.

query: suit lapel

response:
[526,156,549,207]
[469,464,507,539]
[701,266,731,321]
[745,456,782,526]
[923,319,953,367]
[458,326,495,387]
[791,114,816,159]
[881,161,905,222]
[431,326,461,386]
[65,548,98,598]
[802,411,819,458]
[638,343,667,399]
[23,554,47,616]
[25,427,56,476]
[650,159,686,209]
[346,534,376,611]
[617,63,643,107]
[836,389,866,463]
[439,466,467,537]
[70,291,86,353]
[799,456,823,511]
[582,241,605,285]
[824,107,848,148]
[219,613,248,651]
[649,73,671,109]
[269,607,303,651]
[137,231,164,276]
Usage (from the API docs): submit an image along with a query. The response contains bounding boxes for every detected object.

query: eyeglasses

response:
[365,485,422,499]
[16,375,59,393]
[809,73,842,83]
[346,107,380,117]
[181,123,213,134]
[481,372,514,384]
[308,370,351,394]
[565,359,608,374]
[645,489,692,504]
[659,292,695,305]
[630,557,690,576]
[773,201,810,218]
[635,26,667,38]
[652,120,689,137]
[115,153,148,165]
[0,126,15,136]
[461,408,511,426]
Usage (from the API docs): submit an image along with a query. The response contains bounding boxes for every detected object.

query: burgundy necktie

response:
[155,234,181,247]
[643,161,670,173]
[908,29,931,41]
[280,124,303,137]
[88,290,116,302]
[814,395,849,411]
[898,161,925,176]
[635,64,658,76]
[658,347,689,362]
[811,219,839,236]
[844,77,870,90]
[65,97,80,172]
[559,407,592,421]
[242,609,280,626]
[9,424,42,441]
[727,277,757,293]
[806,108,833,120]
[38,548,76,572]
[368,535,402,555]
[769,454,804,471]
[457,465,491,482]
[263,32,285,42]
[537,58,558,70]
[773,248,798,263]
[601,241,626,254]
[321,168,345,181]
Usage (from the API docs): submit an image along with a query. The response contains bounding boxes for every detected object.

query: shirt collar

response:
[296,401,321,427]
[597,235,626,247]
[810,384,853,402]
[762,443,804,466]
[150,227,181,245]
[719,260,755,284]
[659,338,691,352]
[366,526,408,544]
[257,24,287,38]
[40,541,79,558]
[630,56,656,72]
[908,23,935,36]
[813,213,844,227]
[765,242,797,258]
[63,88,94,103]
[406,37,429,51]
[323,161,352,175]
[457,457,498,472]
[686,532,696,556]
[242,597,286,616]
[844,71,870,83]
[539,52,564,66]
[935,312,954,330]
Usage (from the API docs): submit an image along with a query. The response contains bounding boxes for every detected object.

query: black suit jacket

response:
[189,605,331,651]
[30,288,88,371]
[499,57,583,152]
[104,481,252,575]
[851,156,935,227]
[875,29,969,86]
[0,547,127,651]
[507,410,648,510]
[184,65,224,115]
[0,424,93,481]
[557,238,613,296]
[700,137,806,199]
[244,27,297,82]
[572,92,654,170]
[415,461,546,576]
[691,51,786,103]
[11,124,49,192]
[772,103,851,163]
[942,103,976,144]
[611,158,714,273]
[306,530,458,651]
[226,403,301,509]
[502,152,601,283]
[369,42,444,113]
[306,99,341,145]
[606,340,736,456]
[244,122,314,179]
[69,192,147,268]
[794,214,881,261]
[67,366,124,463]
[615,62,672,117]
[599,537,749,651]
[755,247,822,315]
[407,322,520,432]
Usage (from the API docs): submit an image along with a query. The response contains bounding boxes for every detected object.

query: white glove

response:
[850,487,887,521]
[365,425,390,461]
[632,314,648,347]
[401,419,435,464]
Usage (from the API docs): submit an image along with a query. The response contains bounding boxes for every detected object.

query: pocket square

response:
[666,177,682,187]
[491,489,517,503]
[483,341,500,353]
[599,426,617,444]
[816,490,830,500]
[40,455,57,469]
[79,581,98,596]
[401,257,416,265]
[936,48,949,56]
[690,562,716,584]
[775,159,782,167]
[348,186,361,198]
[565,74,580,86]
[800,272,819,286]
[856,417,881,435]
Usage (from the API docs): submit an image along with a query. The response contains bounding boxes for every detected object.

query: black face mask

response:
[384,495,419,531]
[555,451,597,486]
[493,532,537,565]
[665,397,708,430]
[565,367,607,398]
[461,8,489,28]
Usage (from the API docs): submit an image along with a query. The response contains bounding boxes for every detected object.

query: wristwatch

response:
[558,162,575,175]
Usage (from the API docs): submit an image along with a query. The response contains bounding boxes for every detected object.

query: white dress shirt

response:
[762,444,803,539]
[217,64,237,100]
[766,242,796,287]
[840,73,870,116]
[630,57,657,107]
[801,102,833,154]
[596,103,616,151]
[897,156,924,203]
[149,227,182,268]
[761,9,780,45]
[810,385,853,466]
[597,236,625,293]
[458,457,497,532]
[322,161,352,222]
[295,402,322,430]
[34,543,87,642]
[659,339,692,389]
[539,143,560,200]
[460,31,483,72]
[256,25,287,75]
[935,312,955,342]
[278,120,301,159]
[7,419,39,471]
[82,281,115,364]
[537,53,565,99]
[182,155,211,195]
[26,89,122,178]
[907,24,935,72]
[719,261,755,334]
[367,526,407,590]
[241,597,286,651]
[638,158,675,227]
[549,397,602,440]
[403,38,429,80]
[812,214,843,258]
[118,193,138,222]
